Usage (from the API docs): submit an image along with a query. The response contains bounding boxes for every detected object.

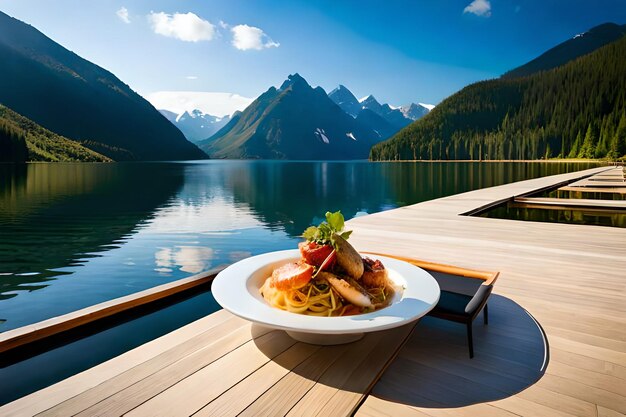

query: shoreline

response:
[0,158,615,165]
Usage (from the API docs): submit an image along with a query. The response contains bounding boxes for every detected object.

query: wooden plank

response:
[560,186,626,194]
[568,180,626,188]
[39,314,249,417]
[0,268,222,354]
[124,330,296,417]
[514,196,626,210]
[1,310,236,417]
[598,405,626,417]
[193,342,321,417]
[357,395,519,417]
[356,395,436,417]
[488,395,583,417]
[238,339,355,417]
[285,324,415,417]
[537,373,626,414]
[515,384,597,417]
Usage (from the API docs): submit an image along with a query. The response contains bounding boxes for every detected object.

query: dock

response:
[2,165,625,416]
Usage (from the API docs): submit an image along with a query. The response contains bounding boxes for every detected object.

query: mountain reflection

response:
[222,161,398,236]
[217,161,600,236]
[0,163,184,300]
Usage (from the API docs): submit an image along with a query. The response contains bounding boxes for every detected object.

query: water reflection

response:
[0,163,184,301]
[0,160,600,330]
[221,161,601,236]
[154,246,215,274]
[482,204,626,228]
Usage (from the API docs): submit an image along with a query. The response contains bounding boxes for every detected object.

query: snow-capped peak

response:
[418,103,436,111]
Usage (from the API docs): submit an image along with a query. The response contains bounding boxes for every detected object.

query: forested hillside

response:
[0,11,205,161]
[0,105,111,162]
[370,32,626,161]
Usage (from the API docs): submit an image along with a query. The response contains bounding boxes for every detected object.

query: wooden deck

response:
[350,166,626,417]
[3,165,626,417]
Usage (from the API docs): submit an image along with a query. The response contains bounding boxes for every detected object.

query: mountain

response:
[0,104,111,162]
[199,74,380,159]
[355,109,397,140]
[359,95,413,130]
[158,109,178,124]
[329,84,432,138]
[371,26,626,161]
[400,103,431,121]
[0,11,205,161]
[503,22,626,79]
[328,85,361,117]
[159,109,231,143]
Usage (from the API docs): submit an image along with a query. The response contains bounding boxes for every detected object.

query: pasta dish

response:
[260,211,395,316]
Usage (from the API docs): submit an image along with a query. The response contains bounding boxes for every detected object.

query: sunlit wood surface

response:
[3,165,625,417]
[352,166,626,417]
[513,196,626,209]
[0,311,416,417]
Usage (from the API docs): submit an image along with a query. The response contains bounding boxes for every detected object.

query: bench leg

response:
[484,303,489,325]
[467,322,474,359]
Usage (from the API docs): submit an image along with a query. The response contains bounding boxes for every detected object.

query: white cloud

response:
[186,75,198,80]
[148,12,216,42]
[463,0,492,17]
[145,91,255,117]
[116,7,130,24]
[231,24,279,51]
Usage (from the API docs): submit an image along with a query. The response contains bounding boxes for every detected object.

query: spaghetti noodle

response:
[260,272,394,316]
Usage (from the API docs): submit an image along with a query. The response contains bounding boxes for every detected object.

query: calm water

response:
[0,160,600,331]
[482,203,626,227]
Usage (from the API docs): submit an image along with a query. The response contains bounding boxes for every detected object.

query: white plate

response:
[212,249,440,344]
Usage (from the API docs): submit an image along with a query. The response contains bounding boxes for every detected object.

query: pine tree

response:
[578,124,596,159]
[567,130,580,158]
[613,112,626,158]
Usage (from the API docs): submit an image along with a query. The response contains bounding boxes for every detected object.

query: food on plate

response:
[270,261,314,291]
[320,272,373,308]
[362,257,388,288]
[298,241,335,267]
[333,233,364,279]
[260,211,397,316]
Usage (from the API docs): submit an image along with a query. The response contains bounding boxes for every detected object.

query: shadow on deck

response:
[371,294,548,408]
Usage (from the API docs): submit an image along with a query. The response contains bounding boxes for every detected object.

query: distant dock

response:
[2,166,625,417]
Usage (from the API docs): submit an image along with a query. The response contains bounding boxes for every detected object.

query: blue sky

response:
[1,0,625,113]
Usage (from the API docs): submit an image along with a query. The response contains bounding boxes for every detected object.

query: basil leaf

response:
[302,226,318,240]
[302,210,352,243]
[326,211,344,232]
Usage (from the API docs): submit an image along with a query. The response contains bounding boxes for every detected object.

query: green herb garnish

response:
[301,211,352,248]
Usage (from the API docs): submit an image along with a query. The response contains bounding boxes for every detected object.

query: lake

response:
[0,160,600,332]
